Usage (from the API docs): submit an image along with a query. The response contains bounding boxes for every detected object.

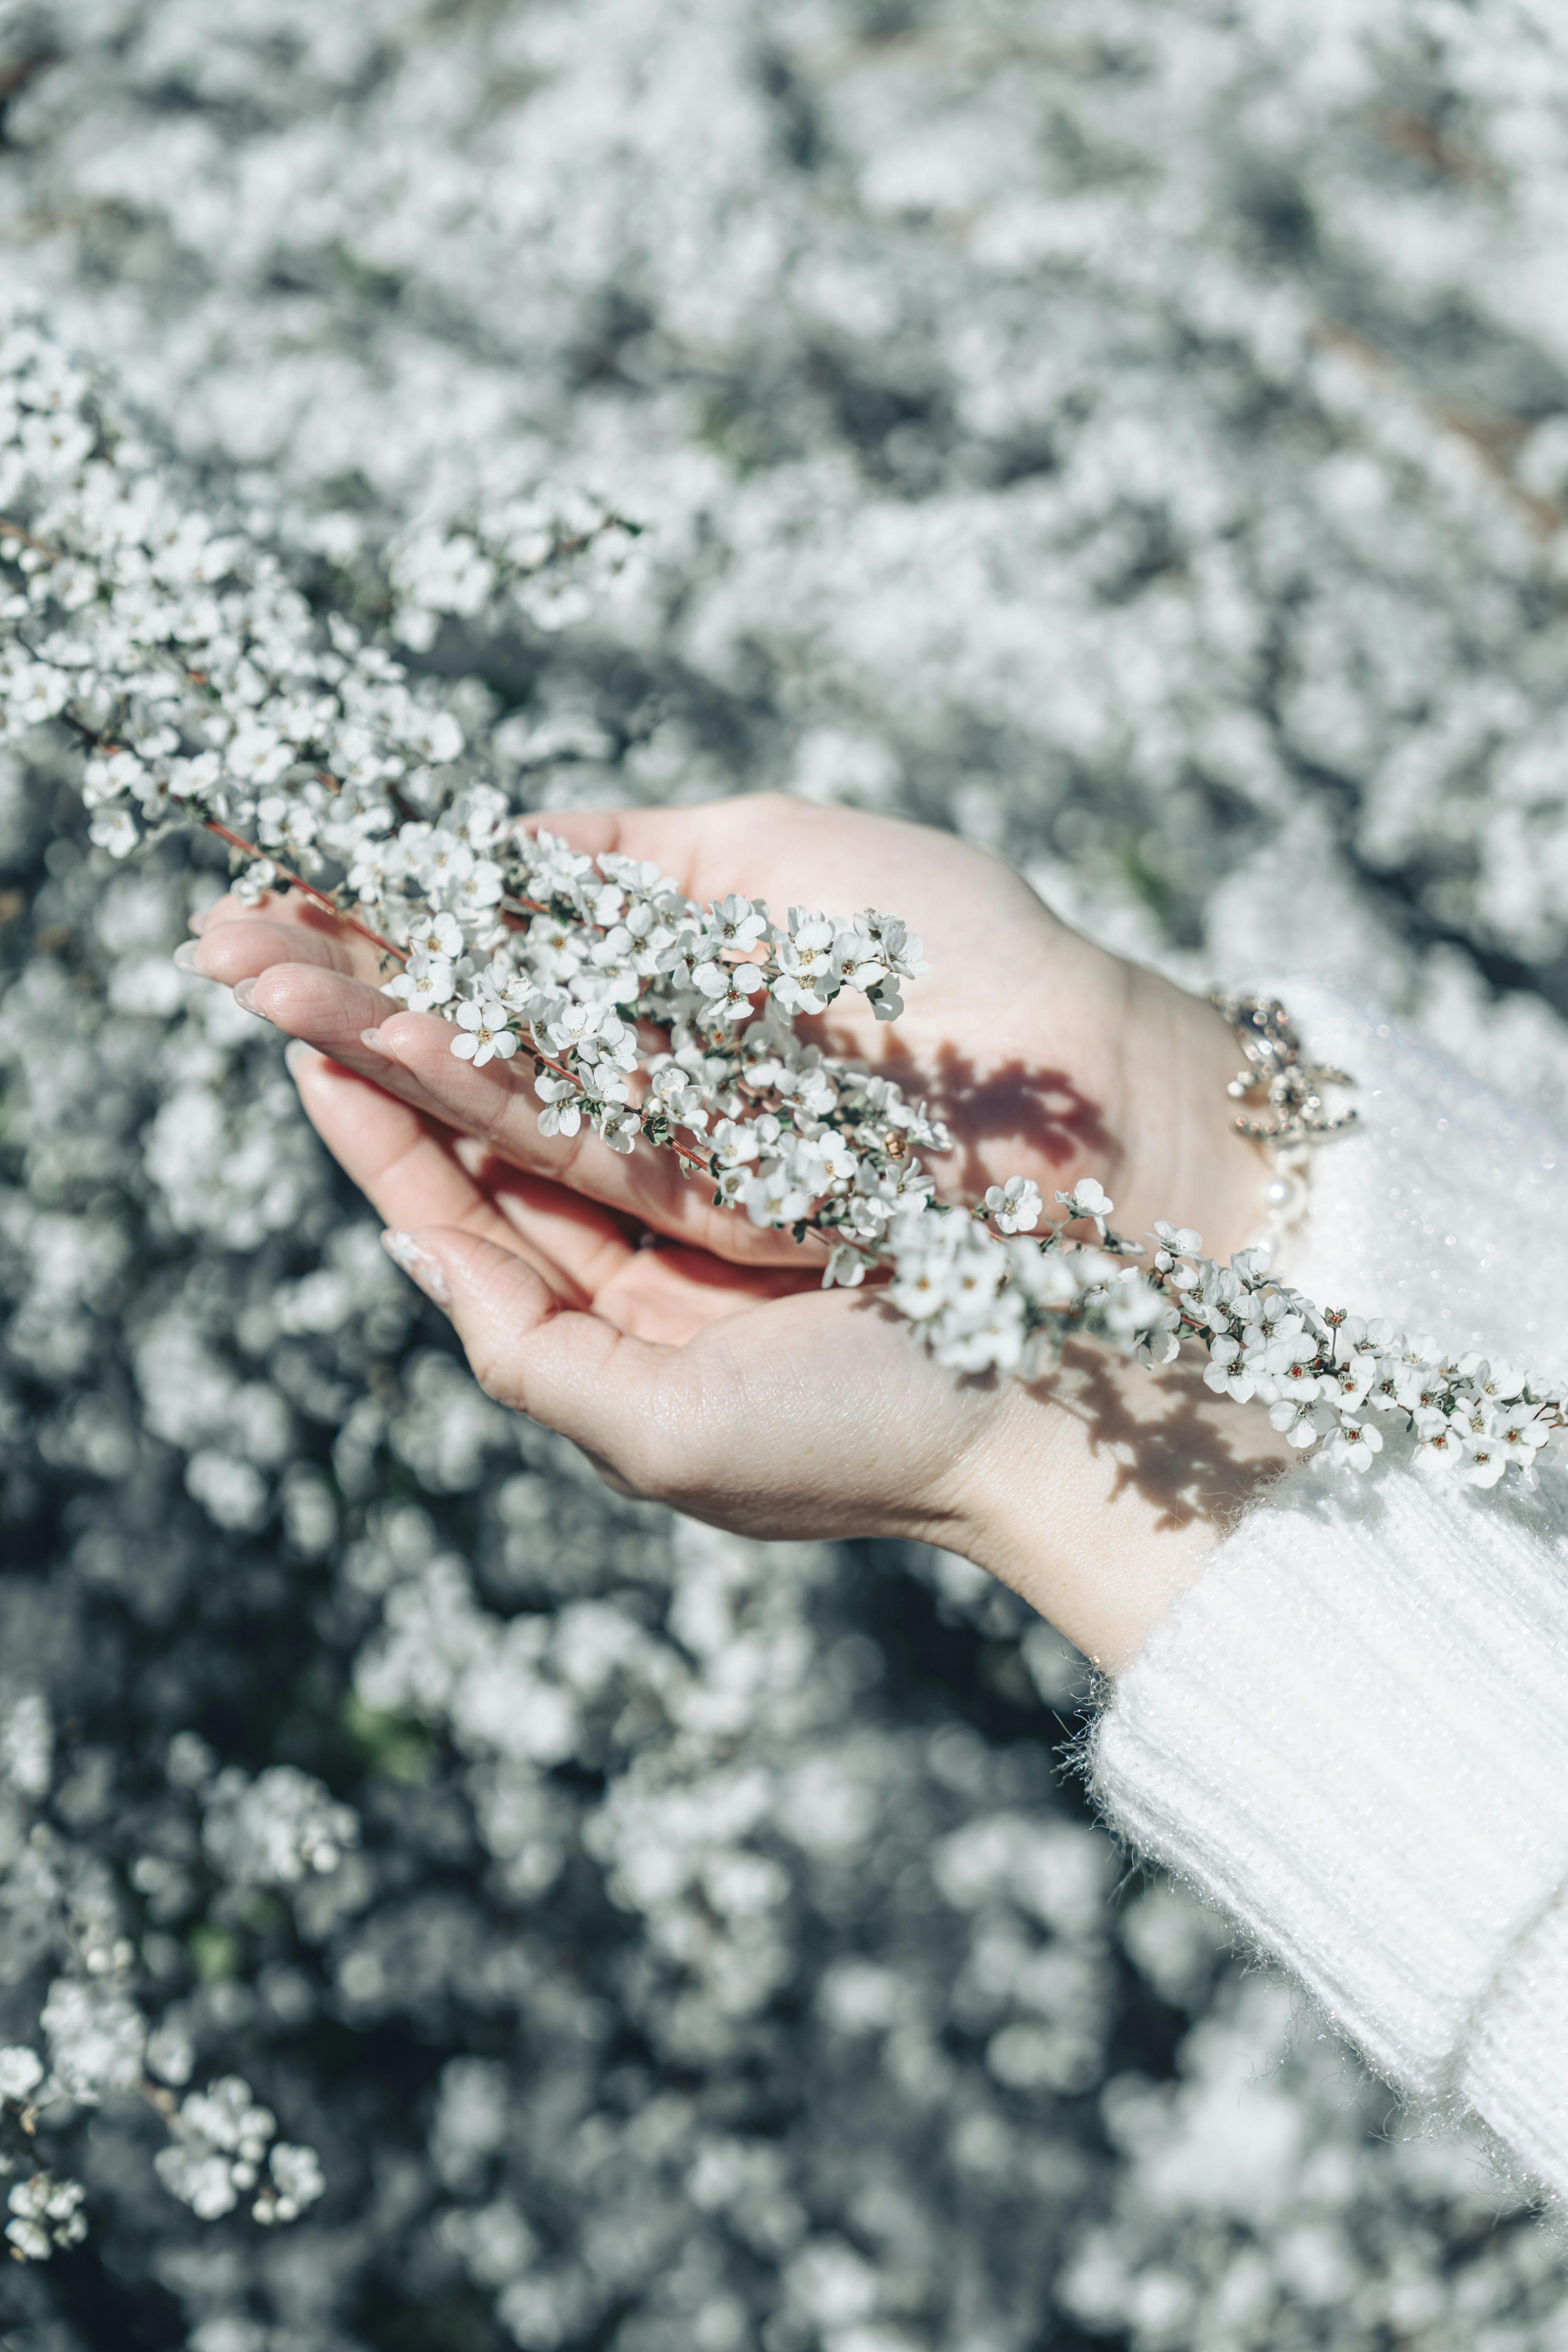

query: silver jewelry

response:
[1210,991,1357,1250]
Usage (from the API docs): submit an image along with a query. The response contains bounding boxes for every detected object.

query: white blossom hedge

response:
[3,2,1568,2348]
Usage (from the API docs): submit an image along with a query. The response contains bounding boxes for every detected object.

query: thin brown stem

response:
[202,822,406,963]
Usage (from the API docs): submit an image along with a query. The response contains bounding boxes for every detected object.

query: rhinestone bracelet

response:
[1209,990,1358,1252]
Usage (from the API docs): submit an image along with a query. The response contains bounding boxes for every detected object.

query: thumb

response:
[380,1226,669,1480]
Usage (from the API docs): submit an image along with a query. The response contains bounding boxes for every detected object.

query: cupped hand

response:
[286,1038,1291,1670]
[180,795,1295,1665]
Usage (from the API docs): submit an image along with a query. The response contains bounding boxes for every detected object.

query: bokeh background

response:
[4,2,1568,2345]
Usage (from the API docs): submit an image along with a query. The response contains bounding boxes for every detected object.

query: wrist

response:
[945,1341,1295,1672]
[1118,970,1278,1264]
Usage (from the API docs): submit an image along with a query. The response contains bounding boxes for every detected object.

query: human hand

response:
[283,1035,1292,1669]
[185,797,1290,1665]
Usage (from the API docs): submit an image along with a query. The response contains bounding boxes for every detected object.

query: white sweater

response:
[1089,983,1568,2202]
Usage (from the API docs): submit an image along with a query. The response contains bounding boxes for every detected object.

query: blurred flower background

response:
[3,0,1568,2344]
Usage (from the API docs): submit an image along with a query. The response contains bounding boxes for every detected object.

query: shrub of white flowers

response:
[3,3,1568,2350]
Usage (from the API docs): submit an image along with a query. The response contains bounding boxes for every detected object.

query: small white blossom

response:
[984,1177,1043,1234]
[6,2173,86,2261]
[0,2047,44,2103]
[1056,1180,1113,1226]
[534,1075,584,1138]
[386,949,456,1012]
[451,995,518,1067]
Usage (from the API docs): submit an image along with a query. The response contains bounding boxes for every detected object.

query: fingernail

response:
[360,1027,387,1052]
[172,940,203,973]
[382,1229,451,1309]
[283,1039,315,1081]
[232,976,270,1019]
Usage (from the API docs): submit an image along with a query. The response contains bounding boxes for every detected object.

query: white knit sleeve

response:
[1087,984,1568,2201]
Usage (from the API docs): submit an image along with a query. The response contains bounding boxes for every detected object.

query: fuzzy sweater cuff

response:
[1089,982,1568,2197]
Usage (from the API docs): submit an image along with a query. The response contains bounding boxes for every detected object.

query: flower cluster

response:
[0,2047,86,2263]
[5,2170,87,2264]
[408,829,939,1203]
[0,305,628,888]
[154,2076,325,2227]
[1167,1242,1562,1485]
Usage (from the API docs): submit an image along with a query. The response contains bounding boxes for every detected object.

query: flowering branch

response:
[3,306,1557,1499]
[200,822,408,965]
[181,810,1568,1488]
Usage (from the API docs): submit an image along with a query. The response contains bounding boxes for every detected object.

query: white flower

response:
[1152,1220,1203,1259]
[694,959,768,1022]
[931,1233,1009,1327]
[0,2047,44,2103]
[534,1075,583,1138]
[224,722,292,787]
[1497,1405,1552,1459]
[1055,1179,1113,1224]
[1272,1342,1326,1400]
[596,1109,642,1155]
[1462,1435,1511,1488]
[704,893,768,953]
[771,914,840,1015]
[708,1117,759,1167]
[584,925,643,1003]
[984,1176,1042,1234]
[933,1290,1027,1374]
[1327,1347,1378,1409]
[1321,1416,1384,1472]
[1203,1334,1256,1403]
[743,1160,816,1228]
[844,911,927,1006]
[887,1247,955,1322]
[647,1064,708,1130]
[89,806,140,857]
[387,949,456,1012]
[5,2172,85,2260]
[1011,1246,1085,1310]
[1413,1418,1467,1471]
[545,1002,605,1053]
[1135,1303,1183,1367]
[821,1243,867,1290]
[405,910,463,961]
[254,2141,325,2227]
[451,996,518,1068]
[1267,1398,1334,1450]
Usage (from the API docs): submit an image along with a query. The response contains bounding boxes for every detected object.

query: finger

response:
[181,914,391,990]
[294,1054,785,1345]
[290,1044,632,1305]
[293,1044,786,1336]
[237,961,493,1135]
[192,885,354,938]
[364,1002,820,1268]
[380,1222,679,1492]
[251,959,819,1267]
[295,1042,820,1346]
